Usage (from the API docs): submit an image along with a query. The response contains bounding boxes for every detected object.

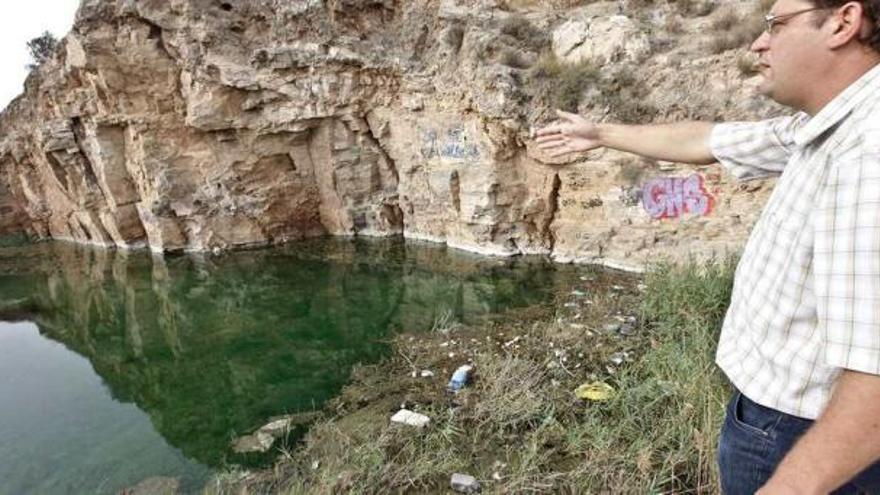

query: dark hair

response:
[811,0,880,52]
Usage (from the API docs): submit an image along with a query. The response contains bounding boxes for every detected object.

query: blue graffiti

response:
[421,126,480,160]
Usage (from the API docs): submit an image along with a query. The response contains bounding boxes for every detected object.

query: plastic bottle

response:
[447,364,473,391]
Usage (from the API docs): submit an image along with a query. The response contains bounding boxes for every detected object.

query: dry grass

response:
[665,14,685,34]
[528,54,657,121]
[600,65,659,124]
[737,53,759,75]
[529,52,599,112]
[499,14,547,49]
[707,0,773,54]
[674,0,716,17]
[499,48,532,69]
[220,259,739,494]
[712,7,740,31]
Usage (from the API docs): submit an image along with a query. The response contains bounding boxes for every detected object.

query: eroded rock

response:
[0,0,778,266]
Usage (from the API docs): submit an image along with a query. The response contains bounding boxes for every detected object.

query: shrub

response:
[530,51,563,79]
[737,53,758,76]
[26,31,58,70]
[711,7,740,31]
[499,48,533,69]
[708,29,755,54]
[674,0,716,17]
[556,61,599,111]
[665,14,685,34]
[500,14,548,49]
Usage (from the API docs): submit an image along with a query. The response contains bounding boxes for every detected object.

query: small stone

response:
[420,370,435,378]
[610,351,628,365]
[451,473,481,493]
[311,460,320,470]
[231,431,275,453]
[259,418,293,437]
[259,412,320,437]
[571,290,587,297]
[619,323,637,336]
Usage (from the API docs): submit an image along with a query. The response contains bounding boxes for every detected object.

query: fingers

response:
[535,133,567,145]
[534,122,561,137]
[547,148,573,158]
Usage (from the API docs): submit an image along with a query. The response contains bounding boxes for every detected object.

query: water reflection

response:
[0,238,572,476]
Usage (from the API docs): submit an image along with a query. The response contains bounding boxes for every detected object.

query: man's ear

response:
[827,1,867,48]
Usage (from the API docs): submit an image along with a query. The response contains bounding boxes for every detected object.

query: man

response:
[535,0,880,493]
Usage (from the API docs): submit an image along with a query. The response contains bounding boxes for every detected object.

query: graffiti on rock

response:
[641,174,713,219]
[420,126,480,160]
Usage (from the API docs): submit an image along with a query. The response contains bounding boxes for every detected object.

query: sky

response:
[0,1,80,110]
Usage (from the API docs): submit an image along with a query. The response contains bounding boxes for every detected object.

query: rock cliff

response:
[0,0,780,267]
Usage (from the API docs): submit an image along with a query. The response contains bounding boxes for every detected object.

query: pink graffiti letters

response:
[641,174,713,219]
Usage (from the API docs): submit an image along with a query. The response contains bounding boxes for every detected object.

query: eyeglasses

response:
[763,6,828,34]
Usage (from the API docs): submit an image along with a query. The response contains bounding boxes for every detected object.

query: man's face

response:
[750,0,828,109]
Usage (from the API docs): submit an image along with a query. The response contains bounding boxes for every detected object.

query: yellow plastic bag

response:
[574,381,615,401]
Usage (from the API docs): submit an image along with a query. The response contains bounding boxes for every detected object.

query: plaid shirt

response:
[710,63,880,419]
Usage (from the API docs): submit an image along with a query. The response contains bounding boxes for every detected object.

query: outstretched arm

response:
[534,110,717,165]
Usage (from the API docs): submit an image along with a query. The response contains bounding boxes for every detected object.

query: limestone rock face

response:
[552,16,651,65]
[0,0,779,266]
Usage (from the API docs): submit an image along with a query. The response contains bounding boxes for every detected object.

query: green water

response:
[0,237,577,494]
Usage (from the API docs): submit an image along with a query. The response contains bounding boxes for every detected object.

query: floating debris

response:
[609,351,630,365]
[391,409,431,428]
[447,365,474,391]
[619,323,637,336]
[575,381,616,401]
[450,473,481,493]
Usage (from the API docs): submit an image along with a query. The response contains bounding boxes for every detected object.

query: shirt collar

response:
[793,62,880,147]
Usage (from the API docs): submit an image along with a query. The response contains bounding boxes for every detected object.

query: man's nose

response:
[750,30,770,52]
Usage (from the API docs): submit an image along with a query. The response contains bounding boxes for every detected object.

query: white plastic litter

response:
[390,409,431,428]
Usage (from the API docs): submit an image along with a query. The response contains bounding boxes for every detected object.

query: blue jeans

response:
[718,390,880,494]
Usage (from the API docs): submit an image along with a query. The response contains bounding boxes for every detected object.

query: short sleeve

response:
[815,136,880,374]
[710,114,808,181]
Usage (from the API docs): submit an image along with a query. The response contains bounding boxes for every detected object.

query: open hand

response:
[534,109,602,157]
